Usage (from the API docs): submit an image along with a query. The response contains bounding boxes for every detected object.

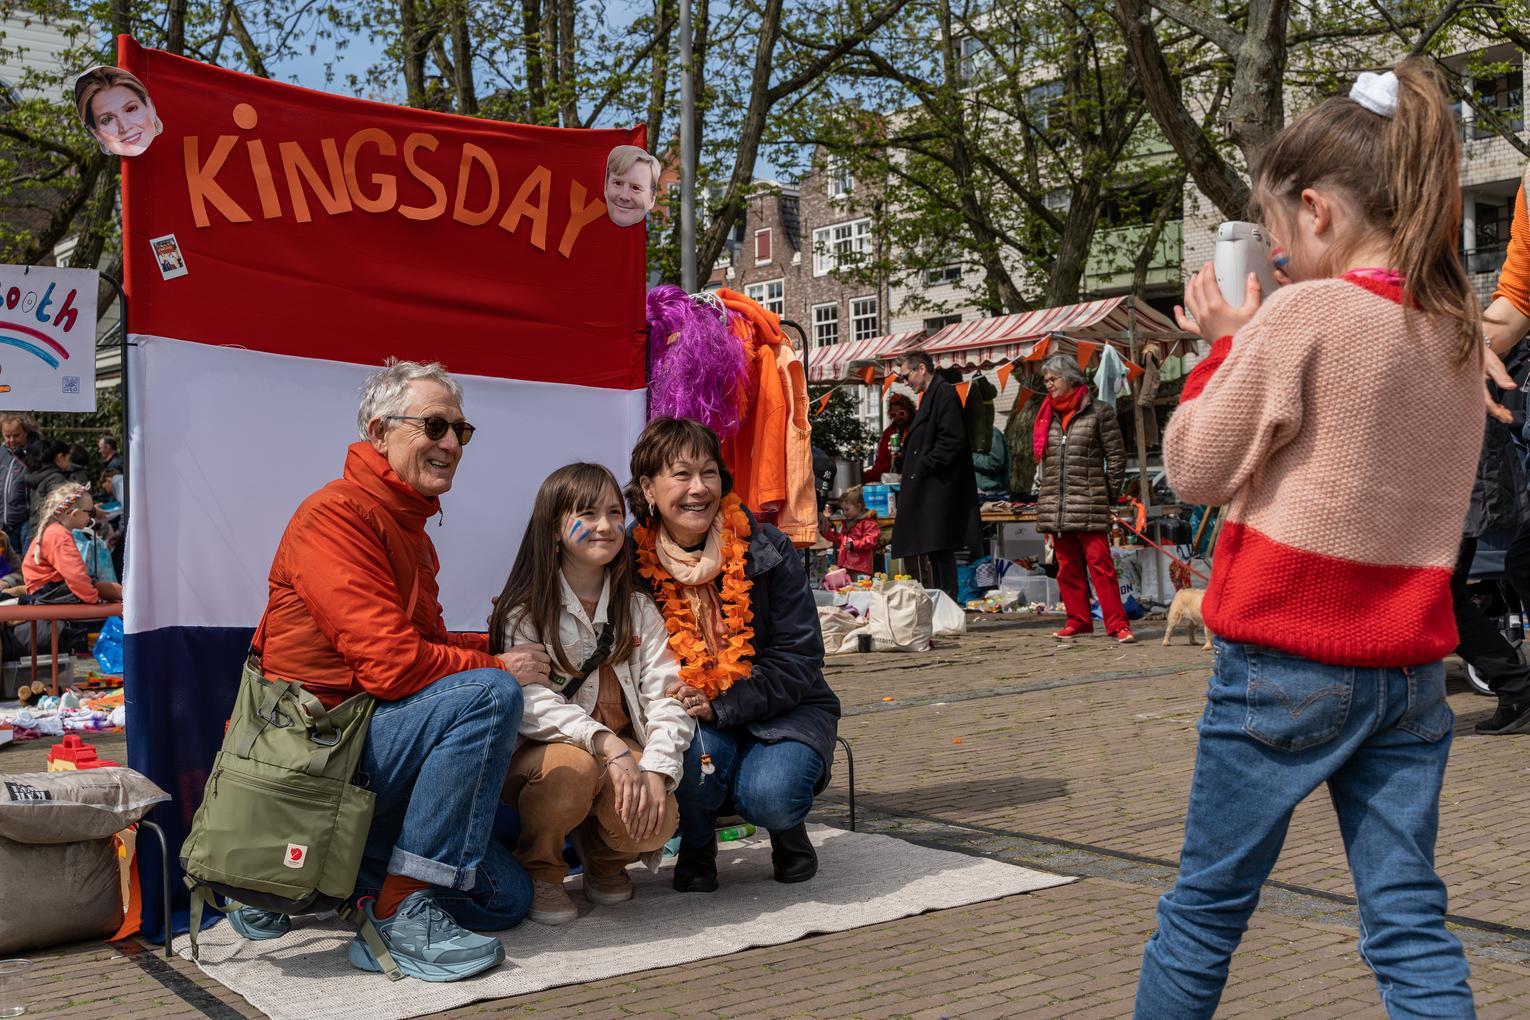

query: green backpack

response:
[178,642,401,978]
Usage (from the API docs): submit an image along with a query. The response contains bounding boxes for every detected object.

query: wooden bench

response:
[0,602,123,695]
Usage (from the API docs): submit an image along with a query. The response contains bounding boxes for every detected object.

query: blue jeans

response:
[1135,641,1473,1020]
[352,668,532,931]
[674,723,825,845]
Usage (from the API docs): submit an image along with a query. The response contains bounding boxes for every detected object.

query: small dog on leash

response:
[1163,588,1213,650]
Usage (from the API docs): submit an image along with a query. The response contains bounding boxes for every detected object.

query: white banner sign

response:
[0,264,97,412]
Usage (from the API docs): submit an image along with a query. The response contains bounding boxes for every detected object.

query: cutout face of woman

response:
[91,84,159,157]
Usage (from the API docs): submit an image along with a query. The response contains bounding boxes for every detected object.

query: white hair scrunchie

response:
[1350,71,1399,118]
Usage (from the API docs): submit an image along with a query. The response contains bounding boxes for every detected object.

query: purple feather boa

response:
[646,285,747,438]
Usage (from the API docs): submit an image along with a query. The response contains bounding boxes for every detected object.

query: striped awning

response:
[917,298,1192,368]
[808,329,925,382]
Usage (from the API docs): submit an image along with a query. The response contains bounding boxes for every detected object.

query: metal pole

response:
[678,0,697,292]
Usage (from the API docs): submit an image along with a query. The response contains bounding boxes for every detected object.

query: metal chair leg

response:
[835,736,856,832]
[137,819,173,959]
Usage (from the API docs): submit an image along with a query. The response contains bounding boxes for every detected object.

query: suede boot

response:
[769,823,817,883]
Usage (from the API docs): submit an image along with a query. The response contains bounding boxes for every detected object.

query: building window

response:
[812,218,872,276]
[1473,68,1524,138]
[1026,80,1065,134]
[851,296,879,342]
[812,303,840,347]
[958,35,990,81]
[924,263,962,286]
[828,156,854,199]
[745,279,785,315]
[755,228,772,265]
[923,314,962,332]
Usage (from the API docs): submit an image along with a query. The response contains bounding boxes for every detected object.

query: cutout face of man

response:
[605,161,656,228]
[90,84,160,157]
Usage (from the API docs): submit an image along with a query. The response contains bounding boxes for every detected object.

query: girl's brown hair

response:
[487,463,636,674]
[1252,57,1479,363]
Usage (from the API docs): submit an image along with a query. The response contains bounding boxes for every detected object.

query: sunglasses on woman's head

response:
[386,415,476,445]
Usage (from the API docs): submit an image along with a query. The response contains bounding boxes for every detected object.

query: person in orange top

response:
[1486,173,1530,358]
[223,359,548,984]
[20,483,120,655]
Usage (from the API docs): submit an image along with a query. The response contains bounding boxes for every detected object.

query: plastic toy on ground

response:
[46,734,122,771]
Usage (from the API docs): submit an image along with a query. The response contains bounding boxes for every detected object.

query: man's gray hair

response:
[1040,353,1087,385]
[356,358,464,440]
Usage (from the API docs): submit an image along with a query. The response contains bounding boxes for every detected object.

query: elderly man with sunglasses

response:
[223,359,551,982]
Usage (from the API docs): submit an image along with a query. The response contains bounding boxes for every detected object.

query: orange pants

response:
[502,738,678,883]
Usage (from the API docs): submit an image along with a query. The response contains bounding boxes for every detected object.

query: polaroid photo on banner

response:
[150,233,188,280]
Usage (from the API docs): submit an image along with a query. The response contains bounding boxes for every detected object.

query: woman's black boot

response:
[769,823,818,883]
[672,836,719,892]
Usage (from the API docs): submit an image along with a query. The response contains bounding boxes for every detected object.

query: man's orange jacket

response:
[257,442,496,707]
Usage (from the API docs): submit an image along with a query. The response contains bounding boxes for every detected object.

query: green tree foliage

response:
[809,385,875,458]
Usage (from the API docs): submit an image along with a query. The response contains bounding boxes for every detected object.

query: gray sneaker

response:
[226,905,292,941]
[347,891,505,982]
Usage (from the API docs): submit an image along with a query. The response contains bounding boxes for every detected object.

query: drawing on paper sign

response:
[0,265,98,413]
[150,234,188,280]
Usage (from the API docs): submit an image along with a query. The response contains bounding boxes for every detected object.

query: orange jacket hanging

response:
[717,288,788,516]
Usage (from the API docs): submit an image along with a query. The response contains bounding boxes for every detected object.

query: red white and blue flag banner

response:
[117,36,647,937]
[0,264,96,411]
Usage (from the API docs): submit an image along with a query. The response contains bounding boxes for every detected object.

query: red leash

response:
[1112,513,1211,586]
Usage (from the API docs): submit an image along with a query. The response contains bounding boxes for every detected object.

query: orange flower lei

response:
[634,494,756,700]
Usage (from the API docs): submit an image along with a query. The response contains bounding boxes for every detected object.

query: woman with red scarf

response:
[1033,354,1134,643]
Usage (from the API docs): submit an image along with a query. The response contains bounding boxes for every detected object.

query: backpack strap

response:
[338,901,404,981]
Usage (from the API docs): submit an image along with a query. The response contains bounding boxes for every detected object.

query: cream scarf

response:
[655,514,728,656]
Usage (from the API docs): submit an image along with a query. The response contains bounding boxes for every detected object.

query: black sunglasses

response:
[386,415,476,445]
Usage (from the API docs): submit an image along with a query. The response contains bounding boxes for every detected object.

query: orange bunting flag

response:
[1073,340,1100,371]
[1125,358,1145,382]
[857,364,877,384]
[814,391,833,416]
[1015,386,1036,409]
[882,371,899,394]
[1024,337,1051,363]
[955,381,971,406]
[997,361,1015,392]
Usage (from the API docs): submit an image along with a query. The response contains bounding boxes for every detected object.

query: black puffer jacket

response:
[1034,391,1127,534]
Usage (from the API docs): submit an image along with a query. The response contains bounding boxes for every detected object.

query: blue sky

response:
[272,33,788,181]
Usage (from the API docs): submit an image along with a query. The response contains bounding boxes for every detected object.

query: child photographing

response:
[819,485,880,578]
[1135,61,1479,1016]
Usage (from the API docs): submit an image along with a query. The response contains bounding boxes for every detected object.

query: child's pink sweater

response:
[1165,273,1481,667]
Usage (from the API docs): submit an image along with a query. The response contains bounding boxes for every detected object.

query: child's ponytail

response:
[1386,58,1480,363]
[1253,57,1480,363]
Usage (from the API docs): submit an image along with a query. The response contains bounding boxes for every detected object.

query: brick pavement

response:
[8,619,1530,1017]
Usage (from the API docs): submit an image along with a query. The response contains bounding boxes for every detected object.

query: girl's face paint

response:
[559,486,627,570]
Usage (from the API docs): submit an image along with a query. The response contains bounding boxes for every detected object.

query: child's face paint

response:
[559,487,628,570]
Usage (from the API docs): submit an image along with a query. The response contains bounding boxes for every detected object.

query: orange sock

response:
[374,875,430,919]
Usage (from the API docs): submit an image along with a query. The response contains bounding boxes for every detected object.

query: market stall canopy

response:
[912,297,1195,369]
[809,329,925,383]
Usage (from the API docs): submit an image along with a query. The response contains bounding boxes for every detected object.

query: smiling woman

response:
[626,417,841,895]
[73,65,162,157]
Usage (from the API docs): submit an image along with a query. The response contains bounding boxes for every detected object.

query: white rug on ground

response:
[180,824,1073,1020]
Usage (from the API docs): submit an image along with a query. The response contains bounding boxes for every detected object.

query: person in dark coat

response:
[1450,369,1530,733]
[627,417,841,893]
[1033,354,1135,643]
[888,351,980,598]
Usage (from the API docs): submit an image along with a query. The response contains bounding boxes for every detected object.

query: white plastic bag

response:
[865,579,934,652]
[929,590,968,637]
